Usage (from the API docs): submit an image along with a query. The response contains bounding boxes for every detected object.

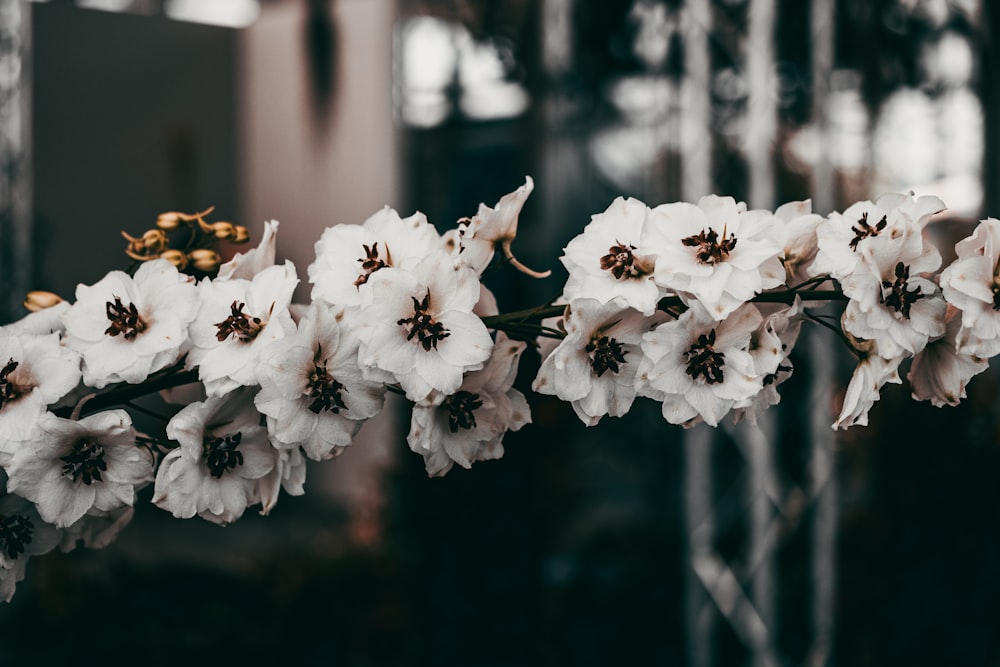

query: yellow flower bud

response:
[23,290,63,312]
[156,212,184,230]
[159,249,188,270]
[188,248,220,272]
[232,225,250,243]
[212,222,236,240]
[142,229,168,252]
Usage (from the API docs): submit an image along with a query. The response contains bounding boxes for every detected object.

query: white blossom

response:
[217,219,279,280]
[908,307,988,407]
[62,259,198,388]
[4,410,153,528]
[153,389,277,525]
[355,253,493,402]
[833,336,904,429]
[409,333,530,476]
[643,195,784,321]
[636,302,764,427]
[0,494,61,602]
[186,262,298,396]
[456,176,547,277]
[560,196,662,315]
[733,301,803,424]
[939,217,1000,357]
[255,302,385,461]
[308,207,442,308]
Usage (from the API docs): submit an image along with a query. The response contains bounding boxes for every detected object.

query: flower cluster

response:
[0,177,995,601]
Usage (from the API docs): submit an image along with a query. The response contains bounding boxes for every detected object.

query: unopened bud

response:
[212,222,236,240]
[159,249,188,270]
[156,212,184,230]
[23,290,63,312]
[232,225,250,243]
[142,229,168,252]
[188,248,220,272]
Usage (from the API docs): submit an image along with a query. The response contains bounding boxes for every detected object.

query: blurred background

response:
[2,0,1000,664]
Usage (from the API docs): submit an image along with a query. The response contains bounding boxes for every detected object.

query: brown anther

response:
[105,296,146,340]
[60,438,108,485]
[215,301,263,342]
[681,228,737,265]
[880,262,924,319]
[354,242,389,288]
[0,514,33,560]
[441,390,483,432]
[203,432,243,478]
[0,358,24,411]
[586,335,628,377]
[600,241,645,279]
[684,329,726,384]
[397,292,450,351]
[307,349,347,414]
[849,212,887,251]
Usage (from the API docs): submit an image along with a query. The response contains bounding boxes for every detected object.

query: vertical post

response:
[684,425,715,667]
[810,0,835,215]
[680,0,712,201]
[745,0,776,209]
[0,0,32,322]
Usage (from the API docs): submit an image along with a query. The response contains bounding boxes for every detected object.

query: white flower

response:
[255,448,307,517]
[733,301,803,424]
[217,219,279,280]
[908,307,988,408]
[62,259,198,388]
[255,302,385,461]
[774,200,824,286]
[811,192,944,282]
[355,253,494,402]
[186,262,298,396]
[408,333,530,476]
[559,196,662,315]
[456,176,549,278]
[642,195,785,320]
[833,337,904,429]
[4,410,153,528]
[308,207,442,308]
[533,299,655,426]
[840,254,946,359]
[59,506,134,552]
[636,302,764,427]
[939,217,1000,357]
[0,494,62,602]
[153,389,277,525]
[0,329,81,446]
[3,299,70,336]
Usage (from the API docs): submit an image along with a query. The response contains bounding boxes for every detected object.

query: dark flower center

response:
[215,301,263,342]
[600,241,644,279]
[105,296,145,340]
[204,432,243,478]
[682,227,737,264]
[307,350,347,414]
[880,262,924,319]
[0,358,24,411]
[397,292,450,352]
[61,438,108,485]
[441,390,483,433]
[849,212,887,251]
[355,242,389,288]
[586,335,628,377]
[763,363,793,387]
[992,283,1000,311]
[684,329,726,384]
[0,514,33,560]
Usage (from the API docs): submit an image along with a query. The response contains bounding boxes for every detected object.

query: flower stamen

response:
[0,514,33,560]
[215,301,263,342]
[105,296,146,340]
[397,292,451,351]
[586,335,628,377]
[441,390,483,432]
[354,242,389,288]
[684,329,726,384]
[0,358,24,411]
[681,228,737,264]
[60,438,108,485]
[880,262,924,319]
[307,350,347,414]
[849,212,887,251]
[599,241,645,279]
[204,432,243,478]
